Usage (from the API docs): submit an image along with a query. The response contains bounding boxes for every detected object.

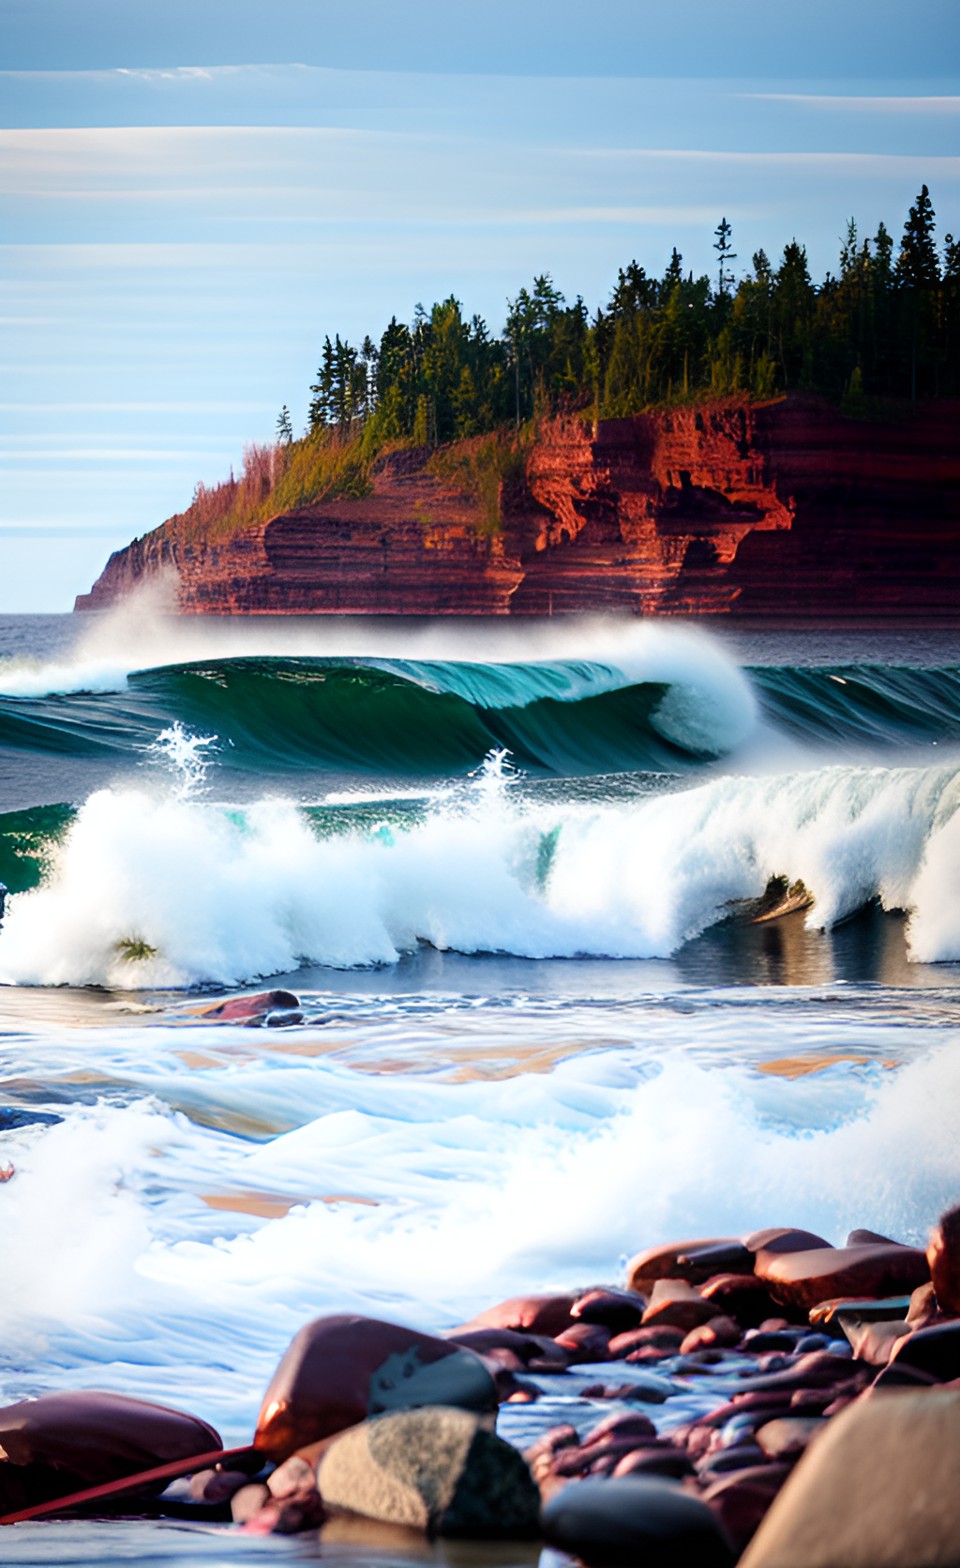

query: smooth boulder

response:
[627,1238,739,1291]
[757,1244,929,1313]
[255,1315,496,1462]
[888,1321,960,1382]
[315,1405,539,1536]
[541,1475,735,1568]
[739,1388,960,1567]
[0,1391,222,1515]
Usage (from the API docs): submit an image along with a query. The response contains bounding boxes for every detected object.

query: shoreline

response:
[1,1206,957,1565]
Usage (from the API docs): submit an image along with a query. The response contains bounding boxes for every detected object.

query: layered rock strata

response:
[76,396,960,617]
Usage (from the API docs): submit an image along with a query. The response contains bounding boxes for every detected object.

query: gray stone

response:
[316,1405,539,1537]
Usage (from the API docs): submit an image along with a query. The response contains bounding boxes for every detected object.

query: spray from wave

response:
[2,753,959,988]
[0,1027,957,1432]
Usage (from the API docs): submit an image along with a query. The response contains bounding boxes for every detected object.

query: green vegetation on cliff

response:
[160,186,957,547]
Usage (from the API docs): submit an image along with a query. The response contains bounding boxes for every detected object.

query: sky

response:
[2,0,958,612]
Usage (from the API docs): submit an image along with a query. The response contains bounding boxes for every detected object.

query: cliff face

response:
[76,396,960,617]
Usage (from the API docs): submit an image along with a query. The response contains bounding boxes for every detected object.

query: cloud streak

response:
[743,94,960,113]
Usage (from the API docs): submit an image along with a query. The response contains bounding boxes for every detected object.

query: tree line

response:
[289,185,958,452]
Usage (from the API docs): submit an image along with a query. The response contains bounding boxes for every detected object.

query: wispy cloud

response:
[115,67,219,83]
[742,93,960,113]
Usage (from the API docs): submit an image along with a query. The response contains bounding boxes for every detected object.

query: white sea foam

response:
[2,759,959,987]
[0,1019,957,1436]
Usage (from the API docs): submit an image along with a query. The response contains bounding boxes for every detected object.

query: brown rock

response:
[231,1483,271,1524]
[840,1317,911,1366]
[608,1325,685,1358]
[571,1287,647,1331]
[627,1237,738,1291]
[196,989,302,1023]
[243,1487,325,1535]
[455,1293,576,1338]
[739,1389,960,1567]
[564,1440,666,1477]
[906,1281,944,1327]
[522,1424,579,1466]
[610,1449,694,1480]
[757,1244,929,1313]
[446,1327,570,1370]
[927,1203,960,1316]
[680,1315,741,1353]
[0,1391,222,1515]
[743,1227,832,1254]
[675,1242,754,1276]
[701,1463,792,1553]
[888,1321,960,1383]
[188,1467,251,1504]
[267,1455,316,1499]
[551,1445,598,1479]
[554,1322,612,1361]
[254,1314,496,1462]
[700,1273,785,1327]
[582,1412,659,1448]
[737,1348,866,1394]
[641,1279,724,1332]
[754,1416,826,1459]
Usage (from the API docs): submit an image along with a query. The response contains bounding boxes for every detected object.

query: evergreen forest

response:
[175,187,958,543]
[301,185,959,450]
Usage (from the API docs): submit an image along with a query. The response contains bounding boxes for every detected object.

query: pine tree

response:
[897,186,940,397]
[896,185,939,288]
[662,248,683,294]
[714,217,737,299]
[308,337,336,430]
[276,405,293,444]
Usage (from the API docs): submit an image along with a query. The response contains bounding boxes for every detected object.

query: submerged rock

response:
[196,989,303,1025]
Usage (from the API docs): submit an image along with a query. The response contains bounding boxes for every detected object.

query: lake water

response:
[1,607,960,1562]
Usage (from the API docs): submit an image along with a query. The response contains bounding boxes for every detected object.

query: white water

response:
[3,759,960,988]
[0,997,957,1440]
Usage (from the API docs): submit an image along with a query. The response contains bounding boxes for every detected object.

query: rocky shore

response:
[2,1162,958,1561]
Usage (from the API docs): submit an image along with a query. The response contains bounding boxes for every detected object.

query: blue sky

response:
[2,1,958,611]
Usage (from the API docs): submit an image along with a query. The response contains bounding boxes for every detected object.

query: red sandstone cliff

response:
[75,396,960,617]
